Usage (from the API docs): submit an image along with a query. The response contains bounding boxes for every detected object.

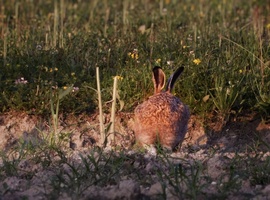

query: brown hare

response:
[134,66,190,151]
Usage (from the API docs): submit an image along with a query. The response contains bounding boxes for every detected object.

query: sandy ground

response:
[0,111,270,199]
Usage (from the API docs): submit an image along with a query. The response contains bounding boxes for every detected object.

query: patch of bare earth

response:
[0,111,270,199]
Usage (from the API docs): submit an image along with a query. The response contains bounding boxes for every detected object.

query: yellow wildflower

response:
[239,69,243,73]
[128,49,139,60]
[63,86,67,90]
[132,53,138,60]
[155,58,161,65]
[114,75,123,80]
[266,23,270,30]
[193,58,201,65]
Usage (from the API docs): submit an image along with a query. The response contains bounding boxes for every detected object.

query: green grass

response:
[0,0,269,121]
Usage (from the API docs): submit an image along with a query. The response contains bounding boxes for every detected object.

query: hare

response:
[134,66,190,151]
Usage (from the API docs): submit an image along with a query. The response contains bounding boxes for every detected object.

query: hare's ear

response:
[166,66,184,93]
[152,66,166,94]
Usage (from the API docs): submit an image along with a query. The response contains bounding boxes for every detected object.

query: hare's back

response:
[135,92,188,123]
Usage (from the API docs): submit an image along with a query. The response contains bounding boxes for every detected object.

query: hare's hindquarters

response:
[156,97,190,150]
[133,103,158,147]
[172,103,190,149]
[134,93,190,150]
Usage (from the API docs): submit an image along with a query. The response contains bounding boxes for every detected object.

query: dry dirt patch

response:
[0,111,270,199]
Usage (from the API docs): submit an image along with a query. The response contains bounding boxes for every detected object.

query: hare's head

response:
[152,66,184,95]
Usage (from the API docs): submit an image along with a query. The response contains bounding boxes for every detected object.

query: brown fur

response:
[134,67,190,150]
[134,92,190,150]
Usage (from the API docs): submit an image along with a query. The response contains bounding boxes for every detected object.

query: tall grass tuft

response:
[3,26,7,65]
[60,0,65,48]
[53,0,59,48]
[96,66,105,145]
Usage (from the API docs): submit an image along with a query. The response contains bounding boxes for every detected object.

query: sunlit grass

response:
[0,0,268,120]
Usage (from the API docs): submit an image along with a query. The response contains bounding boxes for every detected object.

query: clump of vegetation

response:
[0,0,270,122]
